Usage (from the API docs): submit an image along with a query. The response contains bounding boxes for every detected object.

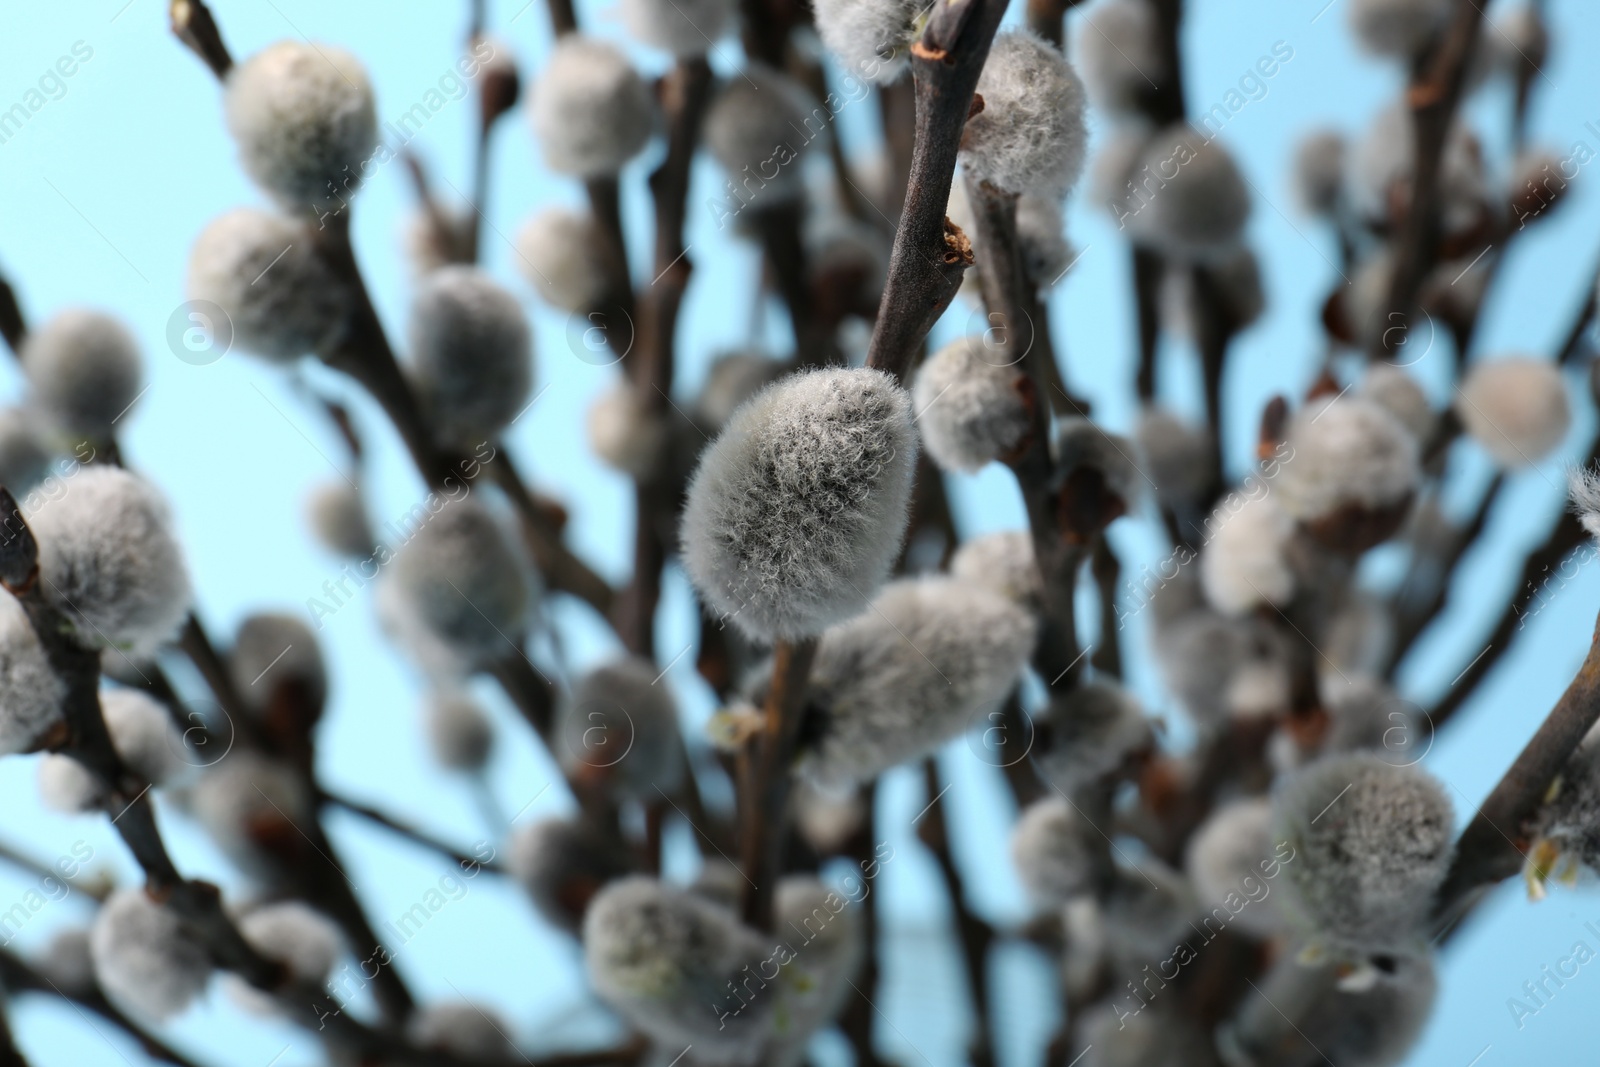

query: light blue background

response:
[0,0,1597,1064]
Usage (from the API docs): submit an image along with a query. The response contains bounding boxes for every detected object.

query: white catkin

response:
[0,407,52,495]
[1454,356,1570,468]
[1293,128,1346,216]
[793,778,866,853]
[191,750,313,883]
[305,480,374,558]
[1011,798,1096,907]
[1200,492,1296,615]
[1074,0,1164,119]
[703,65,818,208]
[224,40,378,213]
[228,612,327,716]
[681,367,917,641]
[584,877,776,1064]
[402,204,473,278]
[949,530,1043,609]
[516,207,612,313]
[0,594,65,755]
[410,1002,517,1058]
[1535,736,1600,874]
[1274,753,1453,956]
[1347,102,1485,231]
[800,577,1035,787]
[1080,1004,1209,1067]
[225,901,343,1014]
[587,381,671,482]
[508,816,632,933]
[530,35,654,178]
[1159,247,1264,339]
[39,928,95,992]
[911,336,1031,473]
[1101,861,1196,973]
[1348,0,1452,59]
[558,657,684,799]
[22,309,143,442]
[424,691,495,772]
[379,498,533,671]
[1569,465,1600,544]
[407,266,533,448]
[962,31,1088,200]
[23,467,192,658]
[812,0,926,83]
[770,876,865,1052]
[1276,395,1419,522]
[1185,797,1285,938]
[622,0,733,56]
[1055,417,1143,507]
[1123,124,1252,260]
[91,888,211,1020]
[1157,610,1290,730]
[187,208,350,362]
[1357,364,1433,443]
[1034,682,1152,793]
[1016,195,1074,289]
[39,688,188,813]
[1135,406,1212,507]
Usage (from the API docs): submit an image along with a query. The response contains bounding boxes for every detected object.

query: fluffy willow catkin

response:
[622,0,733,56]
[961,31,1088,200]
[1011,798,1096,907]
[224,40,378,213]
[378,498,533,671]
[911,336,1031,473]
[769,876,865,1050]
[191,750,313,883]
[1528,724,1600,886]
[225,901,343,1016]
[1275,395,1419,527]
[1274,753,1452,957]
[0,407,52,495]
[558,656,684,800]
[21,309,143,443]
[1348,0,1451,58]
[1074,0,1164,118]
[587,381,671,482]
[90,888,211,1020]
[187,208,350,362]
[949,530,1042,609]
[228,612,327,715]
[812,0,927,83]
[530,35,653,178]
[1358,363,1433,443]
[410,1002,517,1059]
[1185,797,1285,938]
[1034,681,1153,793]
[23,467,191,658]
[1454,356,1570,468]
[1123,124,1252,260]
[695,351,788,431]
[509,816,632,933]
[1135,406,1212,508]
[682,367,916,641]
[1293,129,1346,216]
[38,689,189,814]
[797,577,1035,787]
[1016,195,1073,289]
[0,595,65,754]
[305,479,374,558]
[584,877,775,1063]
[516,207,611,313]
[408,266,533,448]
[1200,492,1297,616]
[703,65,817,209]
[424,691,495,772]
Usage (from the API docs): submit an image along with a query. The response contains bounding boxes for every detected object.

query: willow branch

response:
[918,759,994,1067]
[0,273,24,358]
[863,0,1007,380]
[320,788,507,874]
[169,0,232,78]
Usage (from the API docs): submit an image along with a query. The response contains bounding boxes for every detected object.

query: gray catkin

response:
[424,691,495,772]
[622,0,733,56]
[191,750,313,883]
[1454,356,1570,468]
[1123,124,1252,260]
[1134,406,1212,508]
[378,497,533,671]
[508,816,632,933]
[798,577,1036,787]
[769,876,865,1051]
[1034,681,1152,793]
[1074,0,1164,119]
[410,1002,517,1059]
[407,266,533,448]
[1011,798,1096,907]
[681,367,917,641]
[0,595,65,755]
[1533,732,1600,875]
[1273,753,1453,956]
[225,901,343,1016]
[530,36,654,178]
[305,480,375,558]
[1159,609,1289,729]
[1293,129,1346,216]
[948,530,1043,609]
[1184,797,1284,938]
[1016,195,1074,289]
[229,612,327,716]
[559,656,684,800]
[812,0,927,83]
[224,40,378,213]
[1275,395,1419,523]
[1054,417,1143,508]
[912,336,1032,473]
[1079,1004,1210,1067]
[962,30,1089,200]
[39,688,190,815]
[702,65,818,208]
[1348,0,1451,58]
[694,351,788,431]
[187,208,350,363]
[90,887,212,1020]
[584,876,776,1064]
[24,467,192,658]
[21,309,143,443]
[0,407,52,496]
[516,207,612,313]
[1570,465,1600,544]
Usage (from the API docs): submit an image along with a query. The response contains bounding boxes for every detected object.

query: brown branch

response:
[545,0,579,36]
[1434,605,1600,926]
[169,0,233,79]
[320,788,506,874]
[737,637,819,931]
[1089,536,1122,679]
[863,0,1006,380]
[0,273,24,358]
[1371,0,1488,358]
